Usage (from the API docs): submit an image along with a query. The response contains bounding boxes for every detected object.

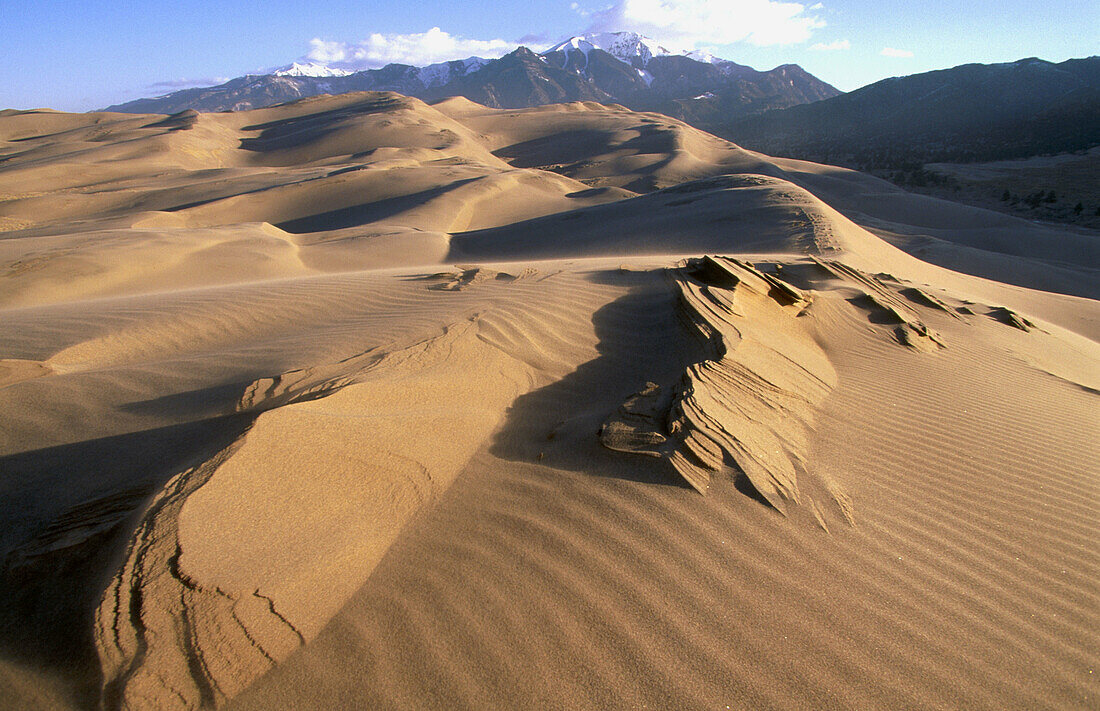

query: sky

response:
[2,0,1097,111]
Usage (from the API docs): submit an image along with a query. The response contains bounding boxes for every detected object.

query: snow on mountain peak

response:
[684,49,726,66]
[269,32,733,84]
[417,56,491,88]
[547,31,725,69]
[274,62,352,78]
[548,32,666,66]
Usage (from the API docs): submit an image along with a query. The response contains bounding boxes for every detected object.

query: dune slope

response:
[0,93,1096,711]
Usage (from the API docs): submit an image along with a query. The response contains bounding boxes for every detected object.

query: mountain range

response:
[719,56,1100,166]
[105,31,840,117]
[103,34,1100,181]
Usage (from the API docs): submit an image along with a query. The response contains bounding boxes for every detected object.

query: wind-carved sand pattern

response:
[809,257,946,351]
[422,264,539,291]
[601,256,849,523]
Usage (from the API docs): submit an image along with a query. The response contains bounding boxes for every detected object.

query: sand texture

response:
[0,93,1097,710]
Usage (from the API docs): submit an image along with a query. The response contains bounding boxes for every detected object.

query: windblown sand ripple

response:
[0,93,1096,710]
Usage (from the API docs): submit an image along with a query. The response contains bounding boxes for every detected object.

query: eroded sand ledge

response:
[97,318,538,706]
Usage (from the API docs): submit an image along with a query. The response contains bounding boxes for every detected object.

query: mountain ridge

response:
[717,55,1100,166]
[103,31,840,117]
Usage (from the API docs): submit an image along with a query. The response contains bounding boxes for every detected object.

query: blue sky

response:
[2,0,1097,111]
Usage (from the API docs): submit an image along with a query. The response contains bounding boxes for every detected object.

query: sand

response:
[0,93,1096,710]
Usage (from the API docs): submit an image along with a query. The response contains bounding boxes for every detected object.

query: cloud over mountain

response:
[304,27,518,71]
[291,2,827,76]
[579,0,826,48]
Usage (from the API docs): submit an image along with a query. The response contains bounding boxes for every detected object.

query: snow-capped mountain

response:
[271,32,726,80]
[105,31,842,122]
[546,32,678,68]
[416,57,491,88]
[545,32,737,71]
[683,49,727,66]
[542,31,747,84]
[273,62,352,78]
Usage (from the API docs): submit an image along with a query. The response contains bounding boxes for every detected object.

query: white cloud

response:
[880,47,914,58]
[583,0,826,48]
[810,39,850,51]
[305,27,517,71]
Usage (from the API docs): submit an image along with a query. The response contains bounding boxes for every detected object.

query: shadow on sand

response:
[0,413,254,709]
[485,268,698,490]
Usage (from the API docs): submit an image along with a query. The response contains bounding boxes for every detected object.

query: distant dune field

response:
[0,93,1096,710]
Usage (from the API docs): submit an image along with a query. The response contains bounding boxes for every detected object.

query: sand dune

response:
[0,92,1096,710]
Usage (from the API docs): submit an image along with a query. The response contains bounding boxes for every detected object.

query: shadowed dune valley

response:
[1,83,1098,710]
